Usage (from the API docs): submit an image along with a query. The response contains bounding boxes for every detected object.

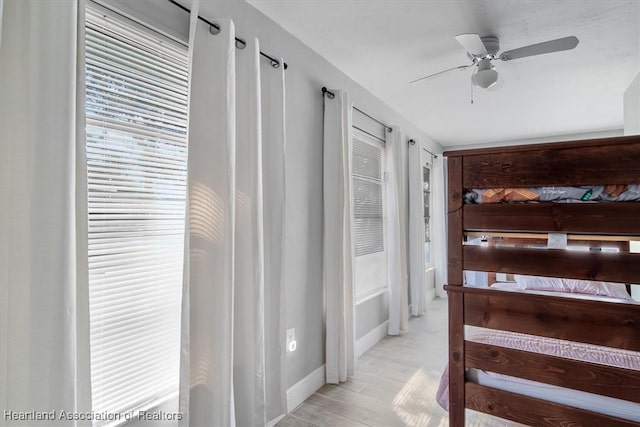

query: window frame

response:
[352,128,389,303]
[421,149,433,269]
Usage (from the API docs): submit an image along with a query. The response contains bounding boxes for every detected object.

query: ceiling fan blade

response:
[454,33,488,56]
[499,36,579,61]
[410,64,472,85]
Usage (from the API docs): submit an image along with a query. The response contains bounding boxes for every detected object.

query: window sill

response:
[356,287,389,305]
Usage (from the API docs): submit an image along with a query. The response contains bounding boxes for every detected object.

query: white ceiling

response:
[247,0,640,147]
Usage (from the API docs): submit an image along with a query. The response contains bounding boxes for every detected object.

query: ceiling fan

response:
[411,34,579,89]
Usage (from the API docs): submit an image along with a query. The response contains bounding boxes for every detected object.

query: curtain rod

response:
[168,0,287,70]
[322,87,392,133]
[354,126,386,144]
[408,139,438,158]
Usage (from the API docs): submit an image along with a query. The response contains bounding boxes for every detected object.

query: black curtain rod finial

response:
[322,87,335,99]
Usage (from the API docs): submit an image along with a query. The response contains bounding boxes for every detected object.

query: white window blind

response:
[352,138,384,256]
[85,4,188,422]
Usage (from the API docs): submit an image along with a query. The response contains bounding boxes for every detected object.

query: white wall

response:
[103,0,442,390]
[446,128,623,151]
[624,72,640,135]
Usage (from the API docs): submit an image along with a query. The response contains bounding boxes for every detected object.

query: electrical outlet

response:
[286,328,297,352]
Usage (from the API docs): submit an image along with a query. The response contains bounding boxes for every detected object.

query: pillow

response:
[514,275,631,300]
[464,270,488,287]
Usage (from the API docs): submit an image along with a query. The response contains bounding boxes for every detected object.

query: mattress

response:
[436,325,640,422]
[464,184,640,204]
[488,280,633,302]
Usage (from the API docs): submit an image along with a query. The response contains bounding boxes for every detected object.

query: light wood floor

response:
[277,298,520,427]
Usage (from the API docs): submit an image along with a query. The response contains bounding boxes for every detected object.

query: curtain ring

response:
[236,38,246,49]
[209,24,221,35]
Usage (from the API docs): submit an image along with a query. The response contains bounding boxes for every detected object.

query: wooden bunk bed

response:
[443,135,640,426]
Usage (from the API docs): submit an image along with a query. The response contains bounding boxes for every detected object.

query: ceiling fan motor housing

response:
[480,36,500,56]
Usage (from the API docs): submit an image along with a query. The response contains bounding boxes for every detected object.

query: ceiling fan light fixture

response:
[472,59,498,89]
[472,69,498,89]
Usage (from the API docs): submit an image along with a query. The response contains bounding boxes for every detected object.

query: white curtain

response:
[408,141,426,315]
[386,128,410,334]
[261,44,288,422]
[0,0,4,48]
[323,90,356,384]
[432,155,448,298]
[234,35,267,427]
[180,8,286,426]
[0,0,92,425]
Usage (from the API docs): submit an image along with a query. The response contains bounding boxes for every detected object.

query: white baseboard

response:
[266,414,286,427]
[284,320,391,414]
[355,320,389,359]
[286,364,325,412]
[425,288,436,303]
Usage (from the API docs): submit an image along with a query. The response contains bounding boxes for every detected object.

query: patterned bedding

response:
[464,184,640,204]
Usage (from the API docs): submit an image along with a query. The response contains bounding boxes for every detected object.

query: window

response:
[423,164,431,266]
[352,137,384,257]
[85,4,188,422]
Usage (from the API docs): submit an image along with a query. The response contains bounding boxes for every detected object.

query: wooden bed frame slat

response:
[465,235,632,250]
[447,156,464,284]
[459,139,640,188]
[465,341,640,403]
[463,245,640,283]
[464,203,640,235]
[465,383,639,427]
[448,294,465,423]
[447,286,640,352]
[447,156,466,426]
